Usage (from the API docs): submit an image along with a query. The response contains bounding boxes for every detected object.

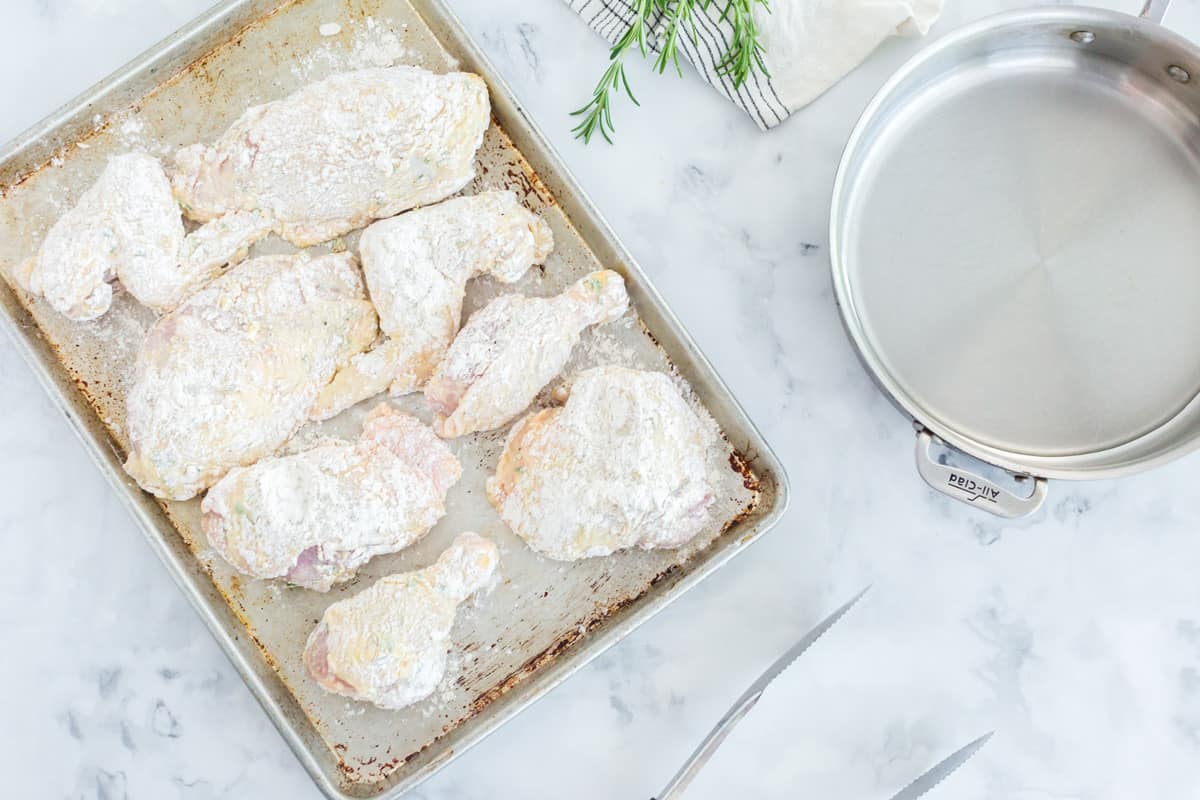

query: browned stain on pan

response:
[1,122,110,200]
[153,0,304,99]
[472,123,557,209]
[729,450,762,492]
[466,562,683,717]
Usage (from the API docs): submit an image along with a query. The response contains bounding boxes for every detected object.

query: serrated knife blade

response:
[652,586,870,800]
[886,731,993,800]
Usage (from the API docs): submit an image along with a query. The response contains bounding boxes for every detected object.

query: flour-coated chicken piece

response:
[172,67,490,247]
[310,191,554,420]
[304,533,498,709]
[202,405,461,591]
[123,252,377,500]
[425,270,628,438]
[162,209,277,305]
[13,153,272,320]
[487,366,715,560]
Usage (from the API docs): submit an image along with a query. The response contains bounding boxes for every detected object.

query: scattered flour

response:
[293,16,411,80]
[119,116,144,138]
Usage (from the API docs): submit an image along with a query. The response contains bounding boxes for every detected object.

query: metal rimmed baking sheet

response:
[0,2,788,797]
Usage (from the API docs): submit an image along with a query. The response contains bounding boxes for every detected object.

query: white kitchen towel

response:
[565,0,943,129]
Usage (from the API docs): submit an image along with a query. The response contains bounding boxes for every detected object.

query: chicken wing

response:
[487,366,715,560]
[13,152,273,320]
[425,270,628,438]
[310,190,554,420]
[123,252,377,500]
[172,66,490,247]
[202,404,461,591]
[303,532,498,709]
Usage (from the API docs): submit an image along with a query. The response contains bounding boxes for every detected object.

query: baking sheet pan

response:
[0,1,789,797]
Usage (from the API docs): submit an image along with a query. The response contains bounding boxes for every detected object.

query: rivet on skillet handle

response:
[915,430,1048,518]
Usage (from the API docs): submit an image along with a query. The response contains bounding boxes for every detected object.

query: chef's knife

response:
[651,587,870,800]
[885,731,993,800]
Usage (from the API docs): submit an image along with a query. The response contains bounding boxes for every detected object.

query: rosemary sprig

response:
[570,0,656,145]
[652,0,698,78]
[714,0,771,85]
[572,0,772,144]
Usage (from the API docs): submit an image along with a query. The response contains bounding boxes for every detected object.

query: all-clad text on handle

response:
[914,430,1048,519]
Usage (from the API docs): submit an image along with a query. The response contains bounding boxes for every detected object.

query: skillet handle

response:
[1141,0,1171,24]
[914,430,1047,519]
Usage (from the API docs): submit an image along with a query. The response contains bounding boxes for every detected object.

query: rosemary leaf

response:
[572,0,772,144]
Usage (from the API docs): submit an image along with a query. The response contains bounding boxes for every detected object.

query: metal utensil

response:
[887,731,993,800]
[652,588,869,799]
[831,0,1200,517]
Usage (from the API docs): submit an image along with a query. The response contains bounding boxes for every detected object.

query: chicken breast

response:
[123,252,377,500]
[310,190,554,420]
[13,152,272,320]
[172,66,490,247]
[487,367,715,560]
[304,533,498,710]
[425,270,628,438]
[202,405,461,591]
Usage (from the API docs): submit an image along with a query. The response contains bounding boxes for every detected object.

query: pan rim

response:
[829,4,1200,481]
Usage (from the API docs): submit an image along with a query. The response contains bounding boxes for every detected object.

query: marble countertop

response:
[4,1,1200,798]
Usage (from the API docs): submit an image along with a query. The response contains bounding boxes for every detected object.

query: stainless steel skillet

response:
[831,0,1200,517]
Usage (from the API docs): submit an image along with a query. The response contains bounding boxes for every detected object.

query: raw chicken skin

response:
[172,67,490,247]
[304,533,498,710]
[487,367,715,561]
[202,405,461,591]
[13,152,273,320]
[123,252,377,500]
[425,270,628,438]
[310,190,554,420]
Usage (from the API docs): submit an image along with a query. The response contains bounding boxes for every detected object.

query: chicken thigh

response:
[310,191,554,420]
[202,405,461,591]
[172,66,490,247]
[304,533,498,710]
[425,270,628,438]
[13,152,272,320]
[487,366,715,560]
[123,252,377,500]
